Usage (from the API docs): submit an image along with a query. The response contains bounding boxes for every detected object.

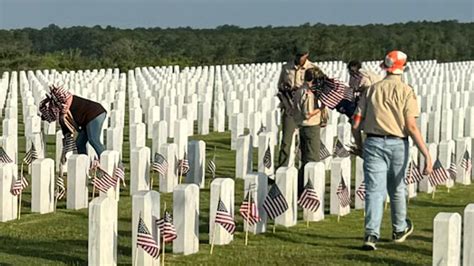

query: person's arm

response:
[351,87,368,151]
[404,89,433,175]
[277,66,287,91]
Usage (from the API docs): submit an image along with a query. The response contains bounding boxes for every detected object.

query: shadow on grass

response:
[0,236,87,265]
[343,253,420,266]
[412,200,465,208]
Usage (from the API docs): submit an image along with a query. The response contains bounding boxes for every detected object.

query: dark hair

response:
[304,68,315,82]
[347,60,362,70]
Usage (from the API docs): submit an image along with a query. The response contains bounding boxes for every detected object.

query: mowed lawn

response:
[0,99,473,265]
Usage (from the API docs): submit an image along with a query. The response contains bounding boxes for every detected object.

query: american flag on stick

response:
[113,162,126,187]
[297,179,321,212]
[207,155,216,179]
[177,152,190,176]
[319,142,331,160]
[239,192,261,226]
[23,143,38,165]
[0,147,13,164]
[460,149,472,175]
[333,139,350,158]
[263,184,288,220]
[429,159,449,187]
[355,181,366,201]
[318,78,349,109]
[55,175,66,200]
[215,199,236,234]
[405,160,424,185]
[61,134,77,165]
[156,211,178,243]
[10,176,28,196]
[137,217,160,259]
[263,143,272,169]
[151,153,168,176]
[92,167,117,193]
[448,152,457,180]
[336,175,351,207]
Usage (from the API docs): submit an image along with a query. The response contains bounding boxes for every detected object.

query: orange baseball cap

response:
[380,50,407,74]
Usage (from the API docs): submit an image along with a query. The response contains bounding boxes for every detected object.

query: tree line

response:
[0,20,472,73]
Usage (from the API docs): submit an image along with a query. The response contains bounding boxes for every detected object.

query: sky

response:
[0,0,472,29]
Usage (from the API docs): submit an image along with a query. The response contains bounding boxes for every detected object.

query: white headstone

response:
[440,109,453,141]
[31,158,55,214]
[428,111,441,143]
[0,163,17,221]
[106,127,123,158]
[88,196,118,266]
[132,190,160,265]
[159,143,178,193]
[455,138,472,185]
[209,178,234,245]
[243,172,268,234]
[173,119,188,159]
[147,106,160,140]
[258,132,275,177]
[419,143,438,193]
[230,113,244,150]
[66,154,89,210]
[463,204,474,266]
[432,212,461,266]
[438,140,455,189]
[452,109,464,139]
[198,102,211,135]
[152,120,168,158]
[129,123,146,150]
[99,150,120,200]
[130,147,151,195]
[354,157,365,210]
[186,140,205,188]
[465,107,474,138]
[303,162,326,222]
[275,167,298,227]
[173,184,200,255]
[213,101,225,133]
[330,158,351,216]
[236,134,251,179]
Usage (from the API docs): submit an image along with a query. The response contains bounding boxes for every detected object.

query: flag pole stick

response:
[337,215,340,223]
[134,245,138,266]
[432,187,436,200]
[18,163,24,220]
[92,167,97,199]
[244,192,251,246]
[150,171,154,190]
[384,200,388,211]
[272,223,276,233]
[162,202,166,265]
[306,210,309,228]
[210,223,217,254]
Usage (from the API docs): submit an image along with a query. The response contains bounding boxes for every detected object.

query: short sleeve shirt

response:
[355,75,419,138]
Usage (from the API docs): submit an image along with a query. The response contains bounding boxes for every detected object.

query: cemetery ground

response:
[0,124,473,265]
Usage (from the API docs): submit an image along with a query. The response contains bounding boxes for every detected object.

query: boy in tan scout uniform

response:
[276,45,325,171]
[293,68,325,196]
[352,51,432,251]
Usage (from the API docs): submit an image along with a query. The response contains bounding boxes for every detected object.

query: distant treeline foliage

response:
[0,21,473,72]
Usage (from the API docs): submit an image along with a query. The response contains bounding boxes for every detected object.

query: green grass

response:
[1,99,473,265]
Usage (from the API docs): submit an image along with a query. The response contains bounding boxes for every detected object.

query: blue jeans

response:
[363,136,409,238]
[76,112,106,156]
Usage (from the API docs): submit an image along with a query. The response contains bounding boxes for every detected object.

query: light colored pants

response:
[363,136,409,238]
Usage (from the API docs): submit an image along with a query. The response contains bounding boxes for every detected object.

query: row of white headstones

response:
[0,59,473,265]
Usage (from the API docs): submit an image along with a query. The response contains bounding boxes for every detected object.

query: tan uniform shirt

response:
[355,75,419,138]
[277,60,323,91]
[349,69,383,93]
[295,84,321,127]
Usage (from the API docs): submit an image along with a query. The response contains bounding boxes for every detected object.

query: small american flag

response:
[336,176,351,207]
[207,156,216,179]
[297,179,321,212]
[23,143,38,165]
[263,143,272,169]
[55,175,66,200]
[429,159,449,187]
[10,176,28,196]
[0,147,13,164]
[215,199,236,234]
[355,181,366,201]
[156,211,178,243]
[405,160,424,185]
[460,150,472,175]
[113,162,126,187]
[151,153,168,176]
[318,78,348,109]
[177,152,190,176]
[333,139,350,158]
[319,142,331,160]
[92,167,117,193]
[239,192,261,226]
[263,184,288,220]
[448,152,457,180]
[61,134,77,165]
[257,123,266,135]
[137,217,160,259]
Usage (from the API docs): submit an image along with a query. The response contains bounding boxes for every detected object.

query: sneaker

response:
[393,219,414,243]
[362,235,378,250]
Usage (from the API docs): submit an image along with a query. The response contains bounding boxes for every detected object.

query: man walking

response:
[352,51,433,250]
[276,44,324,170]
